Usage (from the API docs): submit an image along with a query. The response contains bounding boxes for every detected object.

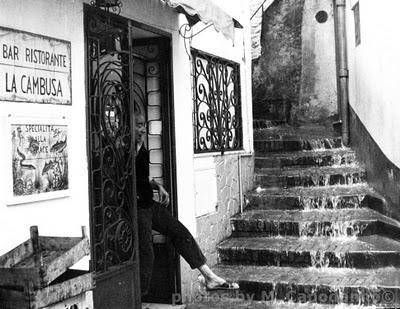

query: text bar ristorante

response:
[0,27,71,104]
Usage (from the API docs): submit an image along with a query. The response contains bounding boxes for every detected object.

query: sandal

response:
[197,274,239,291]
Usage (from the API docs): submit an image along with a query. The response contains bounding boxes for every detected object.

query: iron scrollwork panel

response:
[87,15,136,273]
[191,48,243,153]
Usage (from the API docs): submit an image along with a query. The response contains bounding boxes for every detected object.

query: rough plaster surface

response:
[252,0,338,123]
[180,155,254,302]
[297,0,338,123]
[252,0,305,122]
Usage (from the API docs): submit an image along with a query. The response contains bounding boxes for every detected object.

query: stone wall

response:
[252,0,305,123]
[252,0,338,124]
[180,154,254,303]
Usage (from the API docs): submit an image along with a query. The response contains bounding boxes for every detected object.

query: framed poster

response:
[7,117,69,205]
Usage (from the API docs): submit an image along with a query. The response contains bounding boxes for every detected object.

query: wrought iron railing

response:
[191,48,242,154]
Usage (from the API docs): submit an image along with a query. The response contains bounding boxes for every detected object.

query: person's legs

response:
[151,202,206,269]
[137,206,154,296]
[151,203,238,290]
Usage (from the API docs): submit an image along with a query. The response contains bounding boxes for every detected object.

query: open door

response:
[130,37,180,304]
[85,6,141,308]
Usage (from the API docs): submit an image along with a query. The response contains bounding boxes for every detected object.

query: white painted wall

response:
[0,0,253,300]
[347,0,400,167]
[0,0,89,260]
[190,0,253,222]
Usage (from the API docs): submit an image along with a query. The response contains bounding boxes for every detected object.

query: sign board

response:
[8,118,69,204]
[0,27,71,104]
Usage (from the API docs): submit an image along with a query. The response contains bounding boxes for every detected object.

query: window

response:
[191,48,243,154]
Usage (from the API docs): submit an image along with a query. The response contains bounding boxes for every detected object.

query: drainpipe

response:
[334,0,349,146]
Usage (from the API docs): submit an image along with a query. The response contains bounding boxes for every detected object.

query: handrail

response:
[250,0,269,20]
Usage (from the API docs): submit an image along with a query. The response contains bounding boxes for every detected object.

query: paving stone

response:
[255,166,367,188]
[207,265,400,306]
[217,236,400,268]
[231,208,400,239]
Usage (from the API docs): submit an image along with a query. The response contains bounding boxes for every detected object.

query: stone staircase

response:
[188,124,400,308]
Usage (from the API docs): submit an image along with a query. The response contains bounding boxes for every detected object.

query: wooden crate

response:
[0,226,90,290]
[0,269,94,309]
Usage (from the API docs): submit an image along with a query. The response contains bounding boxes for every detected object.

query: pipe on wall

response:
[334,0,349,145]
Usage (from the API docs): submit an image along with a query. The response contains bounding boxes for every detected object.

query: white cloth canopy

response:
[164,0,242,41]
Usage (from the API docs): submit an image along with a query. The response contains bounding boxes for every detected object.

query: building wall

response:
[0,0,253,304]
[297,0,337,123]
[346,0,400,217]
[252,0,337,123]
[0,0,89,263]
[252,0,305,123]
[178,1,254,301]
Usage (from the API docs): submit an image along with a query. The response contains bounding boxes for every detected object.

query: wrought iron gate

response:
[85,6,140,308]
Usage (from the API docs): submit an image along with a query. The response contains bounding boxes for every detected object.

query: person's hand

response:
[157,184,170,206]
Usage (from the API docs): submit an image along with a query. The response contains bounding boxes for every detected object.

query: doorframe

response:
[131,34,181,303]
[83,3,181,303]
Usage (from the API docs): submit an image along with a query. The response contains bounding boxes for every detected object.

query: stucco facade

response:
[0,0,253,305]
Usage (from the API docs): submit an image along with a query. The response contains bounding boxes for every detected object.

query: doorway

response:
[85,5,179,307]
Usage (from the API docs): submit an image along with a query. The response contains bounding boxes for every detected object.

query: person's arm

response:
[150,178,170,206]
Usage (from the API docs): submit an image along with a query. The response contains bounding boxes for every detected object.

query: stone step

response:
[254,123,338,140]
[245,185,385,211]
[230,208,400,239]
[253,119,286,130]
[245,185,386,214]
[255,166,367,188]
[254,149,357,169]
[254,137,343,153]
[217,235,400,268]
[186,299,382,309]
[207,265,400,306]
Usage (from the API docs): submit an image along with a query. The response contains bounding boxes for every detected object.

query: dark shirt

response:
[136,144,154,208]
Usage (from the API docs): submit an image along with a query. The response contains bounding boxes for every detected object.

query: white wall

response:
[0,0,253,300]
[190,0,253,225]
[0,0,89,257]
[300,0,337,121]
[347,0,400,167]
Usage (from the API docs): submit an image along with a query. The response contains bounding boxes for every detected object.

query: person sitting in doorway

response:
[135,111,239,296]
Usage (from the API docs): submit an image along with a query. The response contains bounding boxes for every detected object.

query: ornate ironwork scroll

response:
[191,48,242,153]
[87,13,136,272]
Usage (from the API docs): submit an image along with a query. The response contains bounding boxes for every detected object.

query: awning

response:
[163,0,243,42]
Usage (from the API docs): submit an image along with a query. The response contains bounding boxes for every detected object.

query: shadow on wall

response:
[252,0,305,124]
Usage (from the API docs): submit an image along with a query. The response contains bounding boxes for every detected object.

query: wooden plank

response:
[30,226,42,269]
[0,227,90,290]
[0,287,29,309]
[43,237,90,286]
[39,237,81,251]
[0,268,40,290]
[31,272,94,309]
[0,239,33,268]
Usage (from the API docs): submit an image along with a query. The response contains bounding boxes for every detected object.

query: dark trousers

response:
[138,202,206,295]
